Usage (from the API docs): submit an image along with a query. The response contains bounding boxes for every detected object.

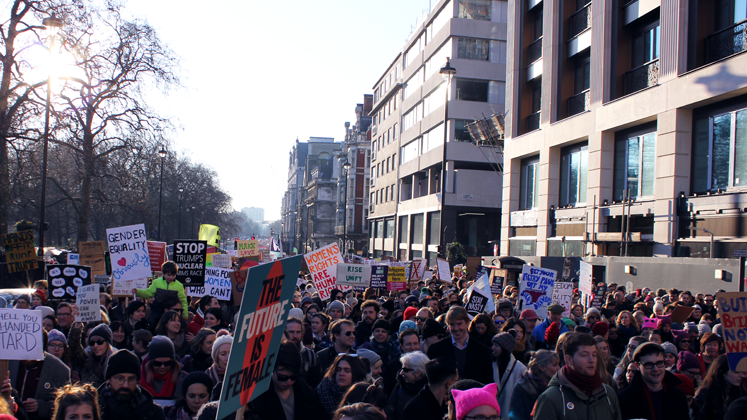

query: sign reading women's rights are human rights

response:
[106,224,151,281]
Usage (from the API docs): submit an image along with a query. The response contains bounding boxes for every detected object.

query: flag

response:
[198,224,221,247]
[270,237,281,252]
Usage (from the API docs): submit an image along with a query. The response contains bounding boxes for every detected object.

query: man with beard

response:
[284,318,322,387]
[385,351,430,420]
[355,300,381,347]
[98,349,164,420]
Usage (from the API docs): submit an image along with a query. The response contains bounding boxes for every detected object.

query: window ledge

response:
[678,48,747,78]
[551,109,591,126]
[603,84,659,106]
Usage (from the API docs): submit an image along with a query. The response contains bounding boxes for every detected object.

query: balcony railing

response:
[568,89,591,116]
[623,59,659,95]
[526,111,541,132]
[569,3,592,38]
[706,19,747,64]
[528,37,543,63]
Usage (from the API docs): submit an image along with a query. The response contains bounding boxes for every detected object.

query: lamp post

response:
[342,161,351,258]
[437,57,456,259]
[305,202,312,253]
[38,15,64,258]
[191,206,196,238]
[157,146,167,241]
[177,187,184,238]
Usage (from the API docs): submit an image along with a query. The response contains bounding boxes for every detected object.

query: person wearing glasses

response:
[138,336,186,400]
[69,322,115,387]
[56,302,75,337]
[613,335,649,383]
[617,343,689,420]
[317,320,357,375]
[385,351,430,420]
[46,328,81,383]
[98,349,164,420]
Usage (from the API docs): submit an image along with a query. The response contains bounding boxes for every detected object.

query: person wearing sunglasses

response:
[317,319,357,375]
[69,321,115,387]
[139,336,186,400]
[618,343,689,420]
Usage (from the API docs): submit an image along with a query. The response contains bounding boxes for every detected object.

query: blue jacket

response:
[532,317,569,348]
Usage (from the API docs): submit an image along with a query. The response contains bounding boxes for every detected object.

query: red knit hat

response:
[591,321,609,337]
[33,289,46,305]
[404,306,418,321]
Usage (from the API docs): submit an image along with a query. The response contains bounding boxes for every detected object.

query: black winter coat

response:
[426,337,493,385]
[245,377,325,420]
[402,384,446,420]
[617,371,689,420]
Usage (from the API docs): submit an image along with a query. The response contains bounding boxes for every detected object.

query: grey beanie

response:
[492,330,517,354]
[356,348,382,368]
[89,323,113,345]
[661,342,678,359]
[327,300,345,313]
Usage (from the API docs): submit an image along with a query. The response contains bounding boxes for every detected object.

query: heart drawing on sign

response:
[117,258,127,266]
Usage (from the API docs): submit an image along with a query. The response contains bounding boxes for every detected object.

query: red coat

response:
[187,313,204,336]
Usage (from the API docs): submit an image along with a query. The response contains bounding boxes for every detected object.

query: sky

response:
[121,0,436,221]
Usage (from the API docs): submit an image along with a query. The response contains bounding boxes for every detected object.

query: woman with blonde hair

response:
[51,384,100,420]
[616,310,639,344]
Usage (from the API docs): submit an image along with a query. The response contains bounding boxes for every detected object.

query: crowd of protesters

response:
[1,258,746,420]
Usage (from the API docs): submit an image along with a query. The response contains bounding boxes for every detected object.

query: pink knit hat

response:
[642,318,658,330]
[451,383,501,420]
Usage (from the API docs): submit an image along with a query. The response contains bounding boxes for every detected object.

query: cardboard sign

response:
[229,269,248,306]
[186,267,233,301]
[0,309,44,360]
[336,263,372,288]
[304,243,346,301]
[579,261,593,296]
[94,275,110,284]
[409,258,426,281]
[173,240,207,287]
[552,281,574,318]
[47,265,92,300]
[67,253,79,265]
[2,231,36,273]
[437,258,451,282]
[147,241,167,270]
[490,268,507,295]
[217,256,304,419]
[75,284,101,323]
[671,305,695,326]
[112,277,148,297]
[422,270,433,282]
[519,265,557,320]
[716,292,747,371]
[387,266,407,291]
[453,264,463,278]
[79,241,106,276]
[370,266,388,290]
[106,224,151,281]
[237,240,259,258]
[212,254,233,268]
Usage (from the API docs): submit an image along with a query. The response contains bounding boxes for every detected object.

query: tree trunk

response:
[77,127,94,244]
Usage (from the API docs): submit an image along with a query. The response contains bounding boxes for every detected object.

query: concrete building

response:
[501,0,747,261]
[335,95,373,256]
[241,207,264,222]
[368,0,508,266]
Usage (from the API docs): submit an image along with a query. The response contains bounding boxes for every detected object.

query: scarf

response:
[368,338,388,354]
[562,365,602,396]
[206,364,225,385]
[139,363,176,398]
[316,377,348,415]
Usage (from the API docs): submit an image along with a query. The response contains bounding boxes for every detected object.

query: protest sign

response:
[717,292,747,371]
[336,263,372,288]
[437,258,451,282]
[166,244,174,261]
[198,224,221,247]
[47,265,92,300]
[591,282,607,310]
[552,281,574,317]
[454,264,463,278]
[465,287,490,316]
[173,240,207,287]
[519,265,557,320]
[2,231,36,273]
[387,266,407,291]
[186,267,233,301]
[67,253,79,265]
[422,270,433,281]
[579,261,593,296]
[409,258,426,281]
[112,278,148,297]
[79,241,106,275]
[94,275,110,284]
[370,266,388,291]
[147,241,167,270]
[76,285,102,322]
[212,254,233,268]
[217,256,303,419]
[227,250,238,258]
[465,274,495,315]
[229,269,249,306]
[304,243,346,301]
[237,240,259,258]
[106,224,151,281]
[490,268,507,295]
[0,309,44,360]
[671,306,695,325]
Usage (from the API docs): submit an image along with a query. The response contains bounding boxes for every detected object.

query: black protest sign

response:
[591,282,607,309]
[370,265,388,290]
[465,290,489,316]
[47,265,92,300]
[173,240,207,287]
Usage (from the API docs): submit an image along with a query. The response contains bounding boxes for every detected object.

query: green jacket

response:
[533,368,621,420]
[136,277,189,319]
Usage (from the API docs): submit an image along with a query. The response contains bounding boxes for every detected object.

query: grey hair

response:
[400,351,430,375]
[528,350,560,375]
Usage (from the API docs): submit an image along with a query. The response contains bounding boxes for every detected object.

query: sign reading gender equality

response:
[519,265,557,320]
[106,224,151,281]
[717,292,747,371]
[217,255,303,419]
[0,309,44,360]
[304,243,346,301]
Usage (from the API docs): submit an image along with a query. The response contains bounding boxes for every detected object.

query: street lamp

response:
[437,57,456,259]
[342,161,352,257]
[191,206,196,238]
[306,202,312,253]
[177,187,184,238]
[38,14,64,258]
[688,226,715,258]
[157,146,167,241]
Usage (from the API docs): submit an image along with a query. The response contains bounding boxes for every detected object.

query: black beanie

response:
[422,318,445,340]
[381,300,395,313]
[372,319,391,333]
[106,349,142,379]
[181,371,214,396]
[90,323,113,345]
[148,336,175,360]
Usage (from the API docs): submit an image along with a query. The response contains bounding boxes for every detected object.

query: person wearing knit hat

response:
[405,295,419,307]
[591,321,609,339]
[492,331,517,355]
[31,289,46,306]
[398,320,417,335]
[359,318,401,365]
[381,299,395,318]
[300,296,314,310]
[288,307,304,320]
[562,317,576,331]
[99,348,165,420]
[164,371,214,419]
[404,306,418,321]
[140,336,184,399]
[585,307,601,325]
[673,330,692,352]
[65,319,116,387]
[47,329,69,366]
[326,300,345,321]
[487,329,525,417]
[106,349,142,380]
[422,318,445,341]
[90,323,113,345]
[677,351,703,377]
[355,348,384,381]
[698,320,712,336]
[451,383,501,420]
[206,335,232,385]
[662,342,679,369]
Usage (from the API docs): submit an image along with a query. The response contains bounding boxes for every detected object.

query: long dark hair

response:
[110,321,130,348]
[469,313,498,337]
[695,354,746,407]
[324,354,366,384]
[156,311,182,336]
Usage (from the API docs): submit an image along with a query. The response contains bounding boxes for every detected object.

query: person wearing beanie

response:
[163,371,214,420]
[662,342,679,369]
[139,336,186,399]
[451,383,501,420]
[698,320,712,337]
[99,349,164,420]
[69,320,115,387]
[399,320,418,335]
[677,351,704,379]
[206,335,232,385]
[31,289,46,307]
[300,295,315,311]
[381,299,395,319]
[532,304,569,349]
[288,307,304,321]
[585,307,602,327]
[673,330,692,353]
[404,295,419,308]
[422,318,445,350]
[591,321,610,339]
[656,314,674,343]
[490,330,526,417]
[359,318,401,365]
[326,300,345,321]
[356,348,384,381]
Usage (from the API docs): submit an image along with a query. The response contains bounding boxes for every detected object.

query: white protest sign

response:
[519,265,557,320]
[0,309,44,360]
[304,243,348,301]
[579,261,593,296]
[409,258,426,281]
[437,258,452,283]
[67,253,79,265]
[76,284,102,322]
[186,267,233,301]
[335,263,372,288]
[112,278,148,297]
[423,270,433,281]
[465,274,496,315]
[212,254,233,268]
[552,281,574,318]
[106,224,151,281]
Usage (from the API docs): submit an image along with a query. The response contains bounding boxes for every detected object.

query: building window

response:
[458,0,491,20]
[632,24,660,68]
[427,212,441,245]
[455,119,473,142]
[693,106,747,191]
[399,216,409,243]
[412,214,425,244]
[455,79,489,102]
[614,131,656,200]
[393,123,398,139]
[425,41,452,79]
[423,123,445,153]
[401,139,421,164]
[390,184,395,201]
[385,219,395,239]
[559,144,588,206]
[403,68,424,100]
[457,38,490,61]
[520,157,540,210]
